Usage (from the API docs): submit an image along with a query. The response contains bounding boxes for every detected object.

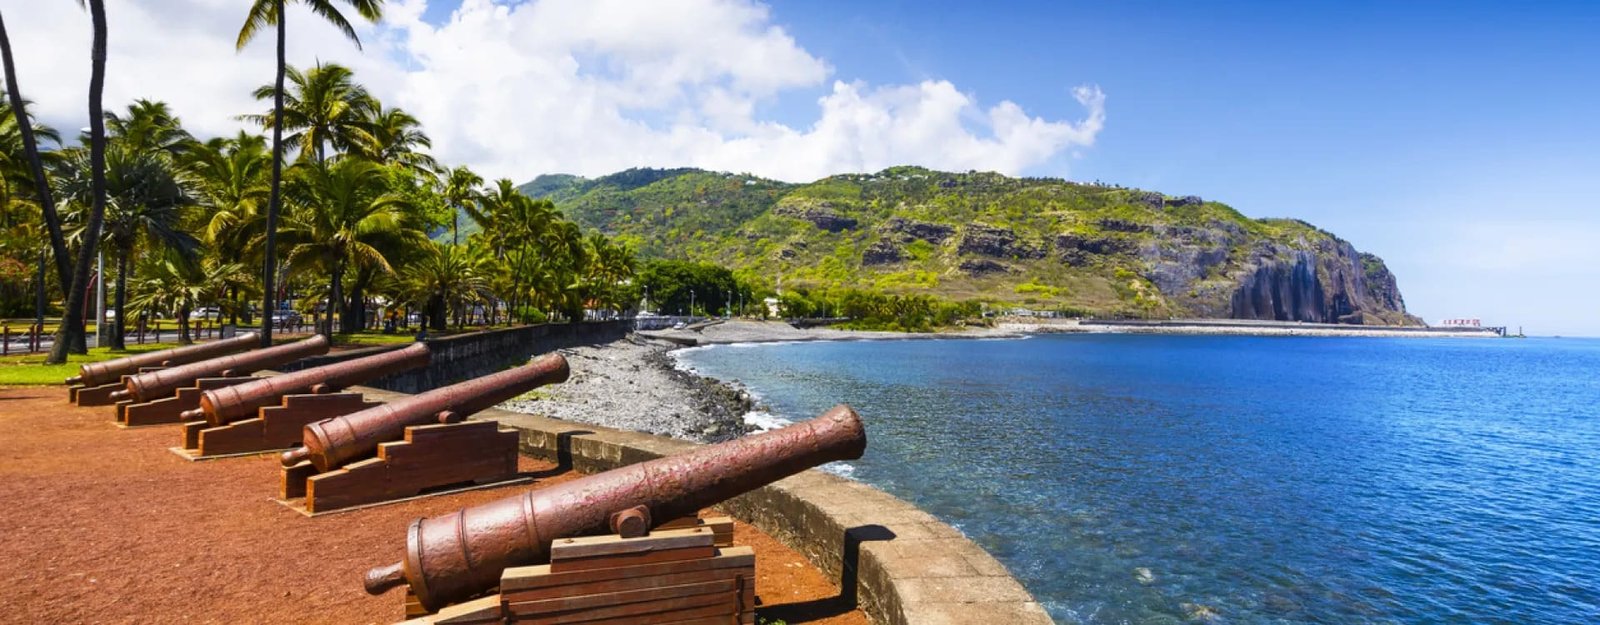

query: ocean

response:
[675,335,1600,624]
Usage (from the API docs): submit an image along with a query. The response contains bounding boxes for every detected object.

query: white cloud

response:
[5,0,1105,182]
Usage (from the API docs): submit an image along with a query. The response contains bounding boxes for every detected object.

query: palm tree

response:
[245,63,378,164]
[55,145,199,350]
[0,96,62,216]
[237,0,384,348]
[0,12,71,297]
[186,133,270,324]
[360,105,436,173]
[402,242,485,331]
[127,254,240,345]
[441,166,482,245]
[272,157,419,337]
[49,0,110,362]
[104,99,194,156]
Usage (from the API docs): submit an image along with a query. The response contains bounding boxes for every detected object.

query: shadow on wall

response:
[759,524,896,621]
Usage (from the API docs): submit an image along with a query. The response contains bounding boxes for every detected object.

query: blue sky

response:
[756,0,1600,335]
[16,0,1598,334]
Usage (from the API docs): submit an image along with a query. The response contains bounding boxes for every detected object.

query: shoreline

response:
[498,316,1501,448]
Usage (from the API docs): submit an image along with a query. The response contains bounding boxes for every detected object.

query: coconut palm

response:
[237,0,384,348]
[104,99,194,156]
[441,166,482,245]
[401,242,485,331]
[127,254,241,345]
[55,145,199,350]
[186,132,270,323]
[360,105,436,173]
[0,96,63,218]
[272,157,420,337]
[48,0,110,362]
[245,63,378,164]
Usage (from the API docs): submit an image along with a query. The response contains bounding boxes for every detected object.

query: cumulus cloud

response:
[5,0,1105,182]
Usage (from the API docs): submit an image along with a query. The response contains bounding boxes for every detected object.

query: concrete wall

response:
[281,321,629,394]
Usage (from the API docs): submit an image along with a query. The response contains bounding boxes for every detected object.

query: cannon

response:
[280,353,569,472]
[109,335,330,404]
[66,332,260,387]
[180,342,431,426]
[362,404,867,612]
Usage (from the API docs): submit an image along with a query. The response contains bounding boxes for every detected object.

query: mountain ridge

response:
[519,166,1420,325]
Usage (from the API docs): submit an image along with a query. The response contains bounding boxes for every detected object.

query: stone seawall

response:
[281,321,630,393]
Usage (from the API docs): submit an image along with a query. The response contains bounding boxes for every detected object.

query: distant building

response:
[1438,318,1482,327]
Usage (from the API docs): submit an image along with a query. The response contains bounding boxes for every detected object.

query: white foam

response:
[741,410,793,432]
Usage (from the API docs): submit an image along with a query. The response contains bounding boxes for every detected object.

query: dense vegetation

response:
[524,166,1418,326]
[0,63,637,349]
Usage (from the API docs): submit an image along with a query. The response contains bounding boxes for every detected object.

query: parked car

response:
[271,309,302,326]
[189,307,221,321]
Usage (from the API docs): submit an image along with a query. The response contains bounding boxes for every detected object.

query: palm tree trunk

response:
[326,261,341,338]
[177,304,192,344]
[50,0,108,363]
[0,10,71,297]
[259,0,286,349]
[111,249,127,351]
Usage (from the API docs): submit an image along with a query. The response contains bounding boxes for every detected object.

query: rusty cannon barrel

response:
[109,335,330,404]
[363,404,867,611]
[179,342,432,426]
[66,332,260,386]
[280,353,569,472]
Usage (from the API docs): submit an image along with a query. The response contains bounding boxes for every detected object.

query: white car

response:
[190,307,222,321]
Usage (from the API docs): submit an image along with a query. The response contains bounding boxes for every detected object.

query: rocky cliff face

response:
[1224,238,1420,325]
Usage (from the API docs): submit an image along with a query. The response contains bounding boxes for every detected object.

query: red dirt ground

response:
[0,386,865,625]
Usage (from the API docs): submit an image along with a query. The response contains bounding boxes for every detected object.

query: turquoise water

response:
[676,335,1600,624]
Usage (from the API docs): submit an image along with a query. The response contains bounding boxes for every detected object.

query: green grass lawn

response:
[0,344,171,386]
[332,331,425,347]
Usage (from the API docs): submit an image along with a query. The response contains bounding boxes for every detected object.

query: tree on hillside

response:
[237,0,384,348]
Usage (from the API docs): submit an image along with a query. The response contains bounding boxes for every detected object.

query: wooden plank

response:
[181,420,207,450]
[404,589,429,619]
[426,594,505,624]
[301,420,520,513]
[501,547,754,592]
[551,528,714,560]
[511,578,735,615]
[548,546,718,573]
[404,419,502,442]
[120,395,190,426]
[502,565,750,604]
[280,460,317,499]
[72,382,124,406]
[518,601,738,625]
[506,583,735,624]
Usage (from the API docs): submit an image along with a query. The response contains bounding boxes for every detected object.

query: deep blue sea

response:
[676,335,1600,624]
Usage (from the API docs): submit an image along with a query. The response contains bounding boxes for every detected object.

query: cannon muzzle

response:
[118,335,329,404]
[179,343,431,425]
[364,404,867,611]
[68,333,259,386]
[282,353,569,472]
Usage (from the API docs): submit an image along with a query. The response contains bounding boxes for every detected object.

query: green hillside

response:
[519,166,1419,325]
